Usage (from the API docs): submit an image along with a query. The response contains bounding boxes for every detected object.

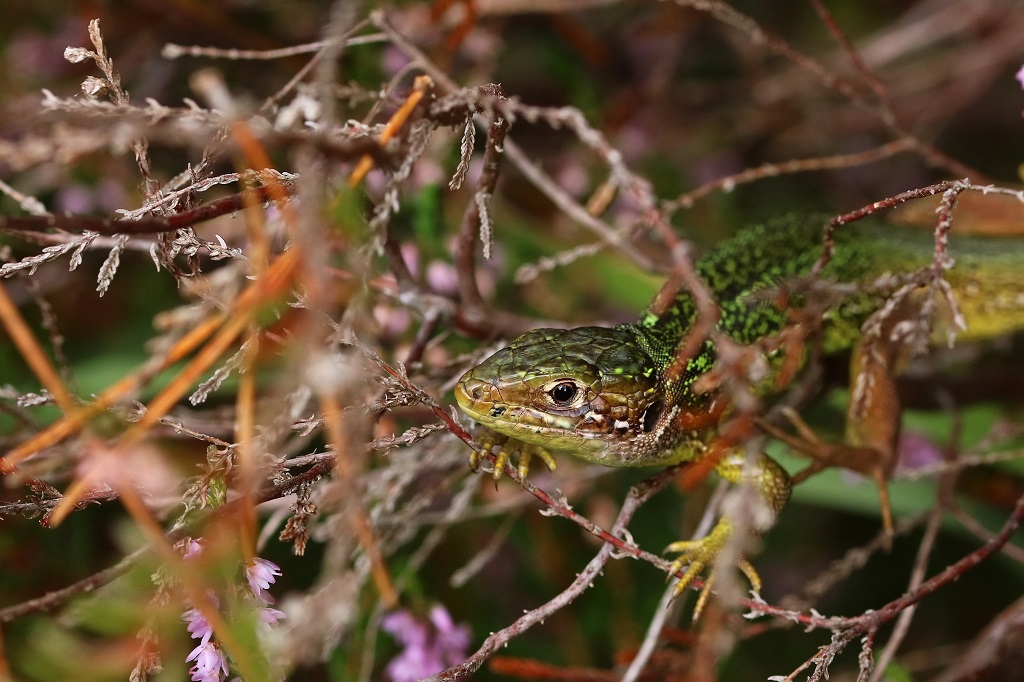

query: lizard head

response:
[454,326,666,464]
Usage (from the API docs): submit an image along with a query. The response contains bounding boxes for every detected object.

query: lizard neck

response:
[626,214,832,406]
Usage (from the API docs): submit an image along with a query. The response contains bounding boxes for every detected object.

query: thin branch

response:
[0,547,148,622]
[162,32,387,61]
[426,466,680,680]
[0,182,296,237]
[663,140,913,214]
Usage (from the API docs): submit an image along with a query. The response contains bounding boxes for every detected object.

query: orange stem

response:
[0,281,75,413]
[348,75,434,187]
[320,390,399,608]
[2,312,226,469]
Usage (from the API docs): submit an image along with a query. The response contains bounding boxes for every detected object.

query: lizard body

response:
[454,213,1024,609]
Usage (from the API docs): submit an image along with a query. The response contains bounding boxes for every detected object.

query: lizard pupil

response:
[549,382,578,405]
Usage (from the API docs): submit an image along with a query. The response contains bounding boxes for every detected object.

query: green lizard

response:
[453,212,1024,613]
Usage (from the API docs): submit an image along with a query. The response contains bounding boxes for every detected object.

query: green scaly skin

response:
[454,214,1024,605]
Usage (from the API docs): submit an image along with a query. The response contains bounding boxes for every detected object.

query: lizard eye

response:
[547,381,580,406]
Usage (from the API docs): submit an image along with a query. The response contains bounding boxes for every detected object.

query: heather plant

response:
[1,3,1024,681]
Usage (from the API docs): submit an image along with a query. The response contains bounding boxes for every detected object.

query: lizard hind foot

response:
[665,520,763,620]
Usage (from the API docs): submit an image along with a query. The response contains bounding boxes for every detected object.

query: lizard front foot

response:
[665,519,762,620]
[471,431,558,481]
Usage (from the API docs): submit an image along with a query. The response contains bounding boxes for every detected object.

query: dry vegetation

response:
[1,2,1024,681]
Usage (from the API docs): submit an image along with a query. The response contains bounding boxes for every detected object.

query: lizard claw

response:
[665,519,762,620]
[513,443,558,480]
[471,431,557,480]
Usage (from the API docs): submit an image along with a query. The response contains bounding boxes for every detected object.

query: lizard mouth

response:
[455,375,534,429]
[454,375,602,446]
[453,378,496,423]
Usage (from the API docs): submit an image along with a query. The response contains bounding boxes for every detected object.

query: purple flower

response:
[258,606,287,627]
[54,178,127,215]
[182,608,214,647]
[382,45,412,79]
[426,260,459,296]
[182,538,205,560]
[7,20,88,81]
[179,556,286,681]
[182,592,219,646]
[245,557,282,603]
[187,641,229,682]
[428,606,471,654]
[381,606,471,682]
[898,431,943,471]
[1016,64,1024,90]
